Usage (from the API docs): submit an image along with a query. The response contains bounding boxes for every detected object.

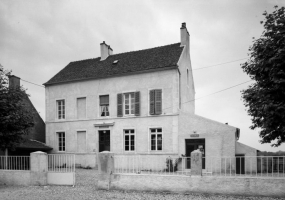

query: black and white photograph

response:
[0,0,285,199]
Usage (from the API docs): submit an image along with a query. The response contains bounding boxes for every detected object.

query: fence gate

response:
[47,154,75,186]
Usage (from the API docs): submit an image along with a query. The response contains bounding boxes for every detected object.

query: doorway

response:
[185,139,205,169]
[98,130,110,152]
[236,154,245,174]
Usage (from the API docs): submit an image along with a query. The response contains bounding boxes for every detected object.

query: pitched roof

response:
[17,139,53,151]
[44,43,183,86]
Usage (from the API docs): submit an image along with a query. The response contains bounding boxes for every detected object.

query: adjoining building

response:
[44,23,256,168]
[0,75,52,156]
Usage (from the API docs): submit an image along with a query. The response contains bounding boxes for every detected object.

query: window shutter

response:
[117,93,123,117]
[149,90,155,115]
[134,91,140,116]
[155,89,162,115]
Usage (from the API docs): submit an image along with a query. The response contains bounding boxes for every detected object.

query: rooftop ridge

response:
[69,42,181,64]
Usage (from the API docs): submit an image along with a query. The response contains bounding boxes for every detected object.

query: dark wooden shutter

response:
[155,89,162,114]
[117,93,123,117]
[149,90,155,115]
[134,91,140,116]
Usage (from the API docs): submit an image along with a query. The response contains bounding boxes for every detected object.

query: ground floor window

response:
[150,128,162,151]
[57,132,65,152]
[124,129,135,151]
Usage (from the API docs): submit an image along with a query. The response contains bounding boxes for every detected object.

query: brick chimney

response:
[8,75,20,89]
[180,22,189,47]
[100,41,113,61]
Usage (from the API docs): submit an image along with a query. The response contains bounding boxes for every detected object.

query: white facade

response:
[45,23,255,168]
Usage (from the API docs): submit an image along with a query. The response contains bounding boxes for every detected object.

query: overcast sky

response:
[1,0,284,152]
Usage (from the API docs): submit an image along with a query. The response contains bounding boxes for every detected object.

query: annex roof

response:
[44,43,183,86]
[17,139,53,151]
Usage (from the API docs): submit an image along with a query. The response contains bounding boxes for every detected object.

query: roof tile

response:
[44,43,183,85]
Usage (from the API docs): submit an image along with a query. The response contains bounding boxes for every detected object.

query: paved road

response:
[0,169,283,200]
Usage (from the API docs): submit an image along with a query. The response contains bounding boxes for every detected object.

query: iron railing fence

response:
[0,156,30,170]
[114,155,191,176]
[48,154,75,172]
[114,155,285,178]
[205,156,285,178]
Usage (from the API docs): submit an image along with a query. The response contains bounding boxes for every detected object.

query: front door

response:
[185,139,205,169]
[99,130,110,152]
[236,154,245,174]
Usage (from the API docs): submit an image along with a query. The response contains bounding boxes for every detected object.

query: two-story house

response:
[44,23,257,168]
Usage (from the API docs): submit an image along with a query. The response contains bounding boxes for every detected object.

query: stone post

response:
[30,151,48,185]
[191,149,202,176]
[97,151,114,190]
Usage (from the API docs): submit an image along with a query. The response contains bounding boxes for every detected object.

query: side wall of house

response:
[177,40,195,114]
[178,112,237,157]
[45,70,180,167]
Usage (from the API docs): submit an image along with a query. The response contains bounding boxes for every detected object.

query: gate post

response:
[30,151,48,185]
[191,149,202,176]
[97,151,114,190]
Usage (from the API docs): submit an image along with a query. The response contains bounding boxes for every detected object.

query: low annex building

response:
[44,23,256,168]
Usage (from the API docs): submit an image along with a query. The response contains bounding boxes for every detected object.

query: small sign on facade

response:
[190,133,199,137]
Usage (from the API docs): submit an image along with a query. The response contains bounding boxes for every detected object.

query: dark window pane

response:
[150,129,156,133]
[130,129,134,133]
[157,128,162,132]
[125,145,129,151]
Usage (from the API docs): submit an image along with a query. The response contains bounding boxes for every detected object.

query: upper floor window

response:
[187,69,189,86]
[100,95,109,117]
[57,132,65,152]
[150,128,162,151]
[77,97,86,119]
[149,89,162,115]
[117,92,140,117]
[124,93,135,115]
[56,100,65,119]
[124,129,135,151]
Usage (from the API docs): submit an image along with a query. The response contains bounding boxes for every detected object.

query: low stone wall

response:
[0,171,31,186]
[110,174,285,198]
[97,151,285,198]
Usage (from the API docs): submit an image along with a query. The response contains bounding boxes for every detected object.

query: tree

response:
[241,6,285,147]
[0,64,34,151]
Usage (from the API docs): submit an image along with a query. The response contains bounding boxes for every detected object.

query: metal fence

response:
[114,155,285,178]
[114,155,191,176]
[205,156,285,178]
[0,156,30,170]
[48,154,75,172]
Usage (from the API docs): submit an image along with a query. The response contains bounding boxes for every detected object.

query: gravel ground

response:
[0,169,283,200]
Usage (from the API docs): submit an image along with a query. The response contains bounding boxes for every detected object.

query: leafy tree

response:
[0,64,34,151]
[241,6,285,147]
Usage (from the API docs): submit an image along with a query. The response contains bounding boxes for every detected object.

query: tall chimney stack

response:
[8,75,20,89]
[100,41,113,61]
[180,22,189,47]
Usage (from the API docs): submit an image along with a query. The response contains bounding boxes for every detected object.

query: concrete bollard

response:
[191,149,202,176]
[30,151,48,185]
[97,151,114,190]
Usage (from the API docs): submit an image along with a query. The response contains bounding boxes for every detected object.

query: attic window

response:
[113,60,119,64]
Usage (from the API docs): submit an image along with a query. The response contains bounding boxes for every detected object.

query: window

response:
[77,131,86,153]
[77,97,86,119]
[57,132,65,152]
[150,128,162,151]
[100,95,109,117]
[124,93,135,115]
[149,89,162,115]
[187,69,189,86]
[56,100,65,119]
[124,129,135,151]
[117,92,140,117]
